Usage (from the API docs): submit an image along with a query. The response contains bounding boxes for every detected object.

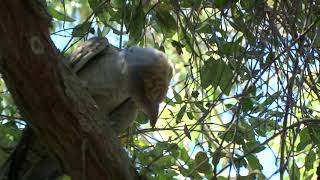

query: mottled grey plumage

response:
[66,37,173,133]
[66,37,132,133]
[67,37,130,115]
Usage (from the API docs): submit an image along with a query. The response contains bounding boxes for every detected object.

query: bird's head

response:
[123,47,173,128]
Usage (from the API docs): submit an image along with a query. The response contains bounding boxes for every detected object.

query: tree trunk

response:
[0,1,137,179]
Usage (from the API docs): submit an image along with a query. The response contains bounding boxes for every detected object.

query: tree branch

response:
[0,1,137,179]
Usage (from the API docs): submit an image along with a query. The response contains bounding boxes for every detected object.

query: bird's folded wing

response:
[67,37,109,73]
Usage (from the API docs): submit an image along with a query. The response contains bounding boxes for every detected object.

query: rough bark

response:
[0,1,137,179]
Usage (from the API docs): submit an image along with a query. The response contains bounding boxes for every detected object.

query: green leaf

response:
[259,92,281,108]
[309,127,320,145]
[195,151,211,174]
[129,6,145,41]
[164,97,175,106]
[211,150,223,165]
[246,154,263,170]
[297,128,311,151]
[194,101,207,112]
[173,89,182,103]
[214,0,229,9]
[87,0,100,10]
[168,143,180,157]
[218,130,233,143]
[243,141,266,154]
[234,157,247,168]
[305,151,315,171]
[241,98,254,112]
[180,146,191,162]
[195,151,208,163]
[197,162,211,174]
[111,0,125,8]
[225,104,234,109]
[176,105,187,123]
[200,58,233,95]
[156,170,179,179]
[154,5,176,37]
[171,40,184,55]
[97,11,111,28]
[158,155,175,167]
[180,0,193,8]
[97,26,110,37]
[200,59,214,89]
[72,22,91,37]
[289,161,300,180]
[196,22,212,34]
[186,111,194,120]
[135,112,148,125]
[48,7,75,22]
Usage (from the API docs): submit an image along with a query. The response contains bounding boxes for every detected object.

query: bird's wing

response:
[66,37,109,73]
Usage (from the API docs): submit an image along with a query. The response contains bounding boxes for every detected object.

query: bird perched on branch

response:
[0,37,172,180]
[65,37,173,133]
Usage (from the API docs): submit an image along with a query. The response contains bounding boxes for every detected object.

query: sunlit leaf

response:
[173,89,182,103]
[186,111,194,120]
[246,154,263,170]
[305,151,315,171]
[176,105,187,123]
[297,128,311,151]
[48,7,75,22]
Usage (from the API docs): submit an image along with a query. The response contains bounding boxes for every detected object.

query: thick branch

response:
[0,1,137,179]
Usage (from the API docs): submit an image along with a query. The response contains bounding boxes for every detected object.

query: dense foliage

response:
[1,0,320,179]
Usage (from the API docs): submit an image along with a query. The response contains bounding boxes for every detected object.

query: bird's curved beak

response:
[144,101,159,128]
